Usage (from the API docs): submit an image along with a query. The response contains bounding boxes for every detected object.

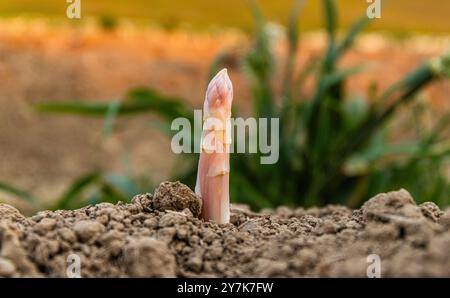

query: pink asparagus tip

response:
[206,68,233,107]
[196,68,233,224]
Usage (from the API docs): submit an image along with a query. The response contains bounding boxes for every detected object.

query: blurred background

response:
[0,0,449,214]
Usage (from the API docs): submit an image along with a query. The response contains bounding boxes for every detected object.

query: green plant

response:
[28,0,450,210]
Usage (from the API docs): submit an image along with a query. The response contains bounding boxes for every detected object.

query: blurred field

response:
[0,0,449,34]
[0,18,449,211]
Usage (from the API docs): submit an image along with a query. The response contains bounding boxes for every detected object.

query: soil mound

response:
[0,182,449,277]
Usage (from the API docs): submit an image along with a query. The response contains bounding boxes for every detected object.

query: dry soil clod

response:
[132,181,202,218]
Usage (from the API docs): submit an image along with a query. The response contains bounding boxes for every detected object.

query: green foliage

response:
[36,88,192,121]
[18,0,450,211]
[0,182,37,205]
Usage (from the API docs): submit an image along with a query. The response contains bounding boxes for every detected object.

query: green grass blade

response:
[54,173,101,210]
[337,16,371,58]
[246,0,264,28]
[430,52,450,78]
[0,182,37,204]
[104,174,140,198]
[35,101,120,115]
[323,64,369,87]
[293,56,321,97]
[282,0,305,101]
[244,0,275,119]
[103,99,122,137]
[286,0,304,50]
[36,88,192,121]
[322,0,337,43]
[125,88,193,121]
[306,64,368,142]
[340,59,439,160]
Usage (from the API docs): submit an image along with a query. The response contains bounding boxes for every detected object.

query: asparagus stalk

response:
[195,69,233,224]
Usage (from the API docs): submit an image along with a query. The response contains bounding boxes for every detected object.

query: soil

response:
[0,181,449,277]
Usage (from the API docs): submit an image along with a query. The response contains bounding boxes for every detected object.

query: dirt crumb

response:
[132,182,202,218]
[73,220,105,243]
[360,189,423,222]
[124,238,176,277]
[152,181,202,217]
[0,204,26,223]
[0,257,15,277]
[0,223,40,277]
[420,202,443,222]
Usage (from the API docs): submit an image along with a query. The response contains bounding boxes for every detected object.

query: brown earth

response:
[0,181,449,277]
[0,20,449,212]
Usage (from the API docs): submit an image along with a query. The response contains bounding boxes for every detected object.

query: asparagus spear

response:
[195,69,233,224]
